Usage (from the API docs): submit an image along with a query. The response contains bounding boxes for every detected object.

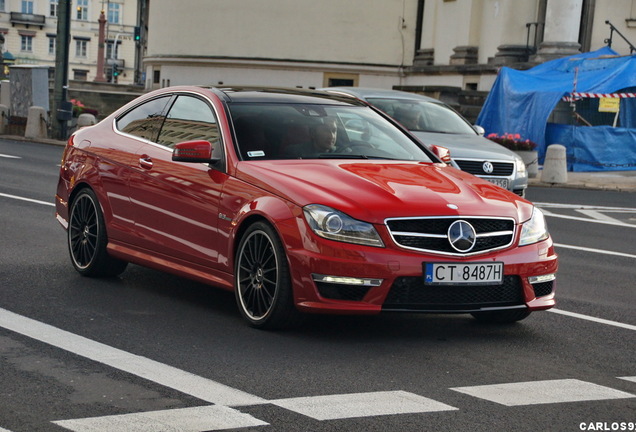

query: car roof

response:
[323,87,440,103]
[208,86,367,106]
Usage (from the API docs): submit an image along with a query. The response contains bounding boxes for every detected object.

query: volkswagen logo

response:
[448,220,477,253]
[482,161,494,174]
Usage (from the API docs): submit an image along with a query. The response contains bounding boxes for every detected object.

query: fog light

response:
[312,274,382,287]
[528,273,556,284]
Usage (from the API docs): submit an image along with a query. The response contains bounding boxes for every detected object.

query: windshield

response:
[228,103,434,162]
[366,97,477,134]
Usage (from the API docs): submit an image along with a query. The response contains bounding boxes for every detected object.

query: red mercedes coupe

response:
[55,86,558,329]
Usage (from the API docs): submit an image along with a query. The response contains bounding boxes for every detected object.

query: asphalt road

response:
[1,139,634,432]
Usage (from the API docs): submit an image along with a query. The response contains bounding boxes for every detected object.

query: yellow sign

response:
[598,97,620,113]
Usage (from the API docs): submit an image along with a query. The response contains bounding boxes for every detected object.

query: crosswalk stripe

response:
[0,307,266,406]
[451,379,635,406]
[53,405,268,432]
[270,391,457,421]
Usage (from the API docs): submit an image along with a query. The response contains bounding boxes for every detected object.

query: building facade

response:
[144,0,636,92]
[0,0,140,84]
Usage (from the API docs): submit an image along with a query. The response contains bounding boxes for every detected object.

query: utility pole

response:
[52,0,72,140]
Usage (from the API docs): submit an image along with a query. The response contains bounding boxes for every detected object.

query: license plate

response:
[424,262,503,285]
[484,177,509,189]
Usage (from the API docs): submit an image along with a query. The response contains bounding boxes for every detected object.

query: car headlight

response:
[515,156,527,176]
[303,204,384,247]
[519,207,549,246]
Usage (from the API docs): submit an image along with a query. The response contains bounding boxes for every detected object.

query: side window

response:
[158,95,221,158]
[116,96,171,142]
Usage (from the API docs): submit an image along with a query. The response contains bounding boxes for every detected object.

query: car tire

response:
[68,188,128,277]
[235,221,303,330]
[471,308,531,324]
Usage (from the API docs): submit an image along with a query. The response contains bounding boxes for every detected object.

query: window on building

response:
[75,40,87,57]
[0,1,6,12]
[76,0,88,20]
[323,73,359,88]
[50,0,58,17]
[48,36,56,55]
[108,3,121,24]
[73,69,88,81]
[20,35,33,52]
[106,41,121,60]
[21,0,34,14]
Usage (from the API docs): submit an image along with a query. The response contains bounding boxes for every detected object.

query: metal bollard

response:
[541,144,568,184]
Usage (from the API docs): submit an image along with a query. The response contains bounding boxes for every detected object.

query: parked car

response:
[323,87,528,196]
[55,86,557,329]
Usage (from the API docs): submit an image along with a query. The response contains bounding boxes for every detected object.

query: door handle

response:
[139,155,153,169]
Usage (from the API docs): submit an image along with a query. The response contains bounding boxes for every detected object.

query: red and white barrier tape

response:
[562,92,636,101]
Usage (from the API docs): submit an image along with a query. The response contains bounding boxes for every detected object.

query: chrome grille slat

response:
[385,216,515,256]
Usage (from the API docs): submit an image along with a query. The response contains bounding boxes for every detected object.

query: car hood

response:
[412,132,520,161]
[235,160,533,224]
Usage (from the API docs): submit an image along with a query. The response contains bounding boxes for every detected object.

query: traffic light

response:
[134,26,141,42]
[112,64,120,78]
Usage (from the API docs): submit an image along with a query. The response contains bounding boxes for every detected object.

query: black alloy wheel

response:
[68,188,127,277]
[235,221,302,329]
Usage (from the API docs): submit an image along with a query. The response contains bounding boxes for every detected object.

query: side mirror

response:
[473,125,485,136]
[172,140,219,163]
[429,144,452,164]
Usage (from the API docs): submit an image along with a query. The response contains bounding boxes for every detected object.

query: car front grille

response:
[385,217,515,256]
[455,159,514,176]
[383,275,524,311]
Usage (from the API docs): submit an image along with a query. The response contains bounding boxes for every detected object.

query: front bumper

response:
[285,231,557,315]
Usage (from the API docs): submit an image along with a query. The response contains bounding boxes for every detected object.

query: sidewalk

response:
[529,170,636,192]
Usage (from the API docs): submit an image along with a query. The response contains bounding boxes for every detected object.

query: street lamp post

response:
[52,0,72,140]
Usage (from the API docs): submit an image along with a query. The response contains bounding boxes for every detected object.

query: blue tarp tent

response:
[477,47,636,171]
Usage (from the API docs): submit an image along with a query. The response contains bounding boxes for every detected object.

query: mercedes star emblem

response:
[448,220,477,252]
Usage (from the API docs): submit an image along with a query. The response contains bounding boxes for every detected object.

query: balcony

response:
[10,12,46,29]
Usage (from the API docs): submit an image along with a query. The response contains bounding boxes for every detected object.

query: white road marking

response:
[270,391,457,421]
[451,379,635,406]
[577,209,625,225]
[0,307,266,406]
[541,209,636,228]
[536,202,636,228]
[619,377,636,384]
[0,153,21,159]
[0,428,14,432]
[554,243,636,259]
[0,192,55,207]
[534,202,636,212]
[548,308,636,331]
[53,405,268,432]
[1,306,634,429]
